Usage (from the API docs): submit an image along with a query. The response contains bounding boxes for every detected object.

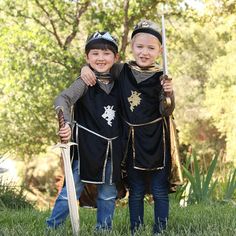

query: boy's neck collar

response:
[128,60,162,73]
[89,65,113,83]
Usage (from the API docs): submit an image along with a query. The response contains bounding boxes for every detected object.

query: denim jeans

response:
[96,170,117,231]
[46,159,117,231]
[127,157,170,235]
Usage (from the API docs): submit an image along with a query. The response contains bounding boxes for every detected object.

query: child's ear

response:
[114,53,120,62]
[85,54,89,63]
[160,45,163,54]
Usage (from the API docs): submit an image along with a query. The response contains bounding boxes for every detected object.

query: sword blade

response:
[162,13,168,76]
[61,144,79,235]
[55,108,79,235]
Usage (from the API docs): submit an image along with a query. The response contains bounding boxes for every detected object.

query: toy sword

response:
[54,107,79,235]
[161,9,172,107]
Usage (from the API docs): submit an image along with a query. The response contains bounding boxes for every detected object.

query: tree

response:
[0,0,91,160]
[203,0,236,162]
[170,0,236,162]
[0,0,184,161]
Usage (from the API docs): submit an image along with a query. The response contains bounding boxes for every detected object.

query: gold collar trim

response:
[128,60,162,73]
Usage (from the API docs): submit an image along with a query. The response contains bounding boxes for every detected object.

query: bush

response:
[0,176,34,209]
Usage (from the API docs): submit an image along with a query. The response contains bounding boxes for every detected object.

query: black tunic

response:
[119,63,168,170]
[72,81,123,184]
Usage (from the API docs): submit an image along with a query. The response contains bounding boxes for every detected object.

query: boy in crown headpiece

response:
[47,31,124,233]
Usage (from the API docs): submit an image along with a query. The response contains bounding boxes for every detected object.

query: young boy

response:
[80,20,181,235]
[46,31,123,232]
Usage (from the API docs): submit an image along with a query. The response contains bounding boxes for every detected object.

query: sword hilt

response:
[160,74,172,107]
[57,109,67,144]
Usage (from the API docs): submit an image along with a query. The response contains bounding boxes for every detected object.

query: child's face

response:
[131,33,162,67]
[86,49,118,73]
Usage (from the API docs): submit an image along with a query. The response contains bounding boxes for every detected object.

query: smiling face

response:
[131,33,162,68]
[86,49,118,73]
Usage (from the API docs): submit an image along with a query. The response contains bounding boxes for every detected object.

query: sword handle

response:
[160,74,172,107]
[57,109,67,144]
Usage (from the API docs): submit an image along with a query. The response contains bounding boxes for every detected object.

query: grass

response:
[0,200,235,236]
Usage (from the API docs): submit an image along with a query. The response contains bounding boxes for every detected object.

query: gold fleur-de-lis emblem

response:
[128,91,142,112]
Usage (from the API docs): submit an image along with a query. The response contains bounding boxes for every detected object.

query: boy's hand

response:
[81,66,97,86]
[58,123,71,142]
[160,75,173,97]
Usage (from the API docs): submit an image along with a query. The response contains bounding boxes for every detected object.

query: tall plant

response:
[223,169,236,201]
[182,154,218,203]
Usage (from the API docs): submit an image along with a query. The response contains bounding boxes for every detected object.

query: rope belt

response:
[122,117,165,171]
[124,116,163,127]
[75,123,118,184]
[76,124,118,141]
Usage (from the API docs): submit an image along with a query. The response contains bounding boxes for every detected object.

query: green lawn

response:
[0,200,235,236]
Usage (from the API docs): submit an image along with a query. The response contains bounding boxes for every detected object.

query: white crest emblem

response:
[102,105,116,126]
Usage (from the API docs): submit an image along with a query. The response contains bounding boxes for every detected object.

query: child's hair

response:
[131,19,162,45]
[85,31,118,55]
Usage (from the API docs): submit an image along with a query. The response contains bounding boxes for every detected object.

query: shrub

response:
[0,177,34,209]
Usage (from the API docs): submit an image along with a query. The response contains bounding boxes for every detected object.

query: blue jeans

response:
[127,158,170,235]
[46,159,117,231]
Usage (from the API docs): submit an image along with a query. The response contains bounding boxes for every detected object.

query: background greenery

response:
[0,0,235,213]
[0,1,235,235]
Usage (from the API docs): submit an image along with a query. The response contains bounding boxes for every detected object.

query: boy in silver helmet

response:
[46,31,123,232]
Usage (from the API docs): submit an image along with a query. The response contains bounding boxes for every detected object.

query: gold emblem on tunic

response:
[128,91,141,112]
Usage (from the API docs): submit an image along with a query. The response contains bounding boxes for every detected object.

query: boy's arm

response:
[110,63,124,80]
[54,78,87,123]
[80,66,97,86]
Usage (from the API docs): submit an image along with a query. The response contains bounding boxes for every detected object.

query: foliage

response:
[0,1,88,160]
[0,177,34,209]
[0,0,184,162]
[170,0,236,162]
[0,25,64,159]
[201,2,236,161]
[204,38,236,161]
[223,168,236,201]
[182,154,218,203]
[170,20,224,156]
